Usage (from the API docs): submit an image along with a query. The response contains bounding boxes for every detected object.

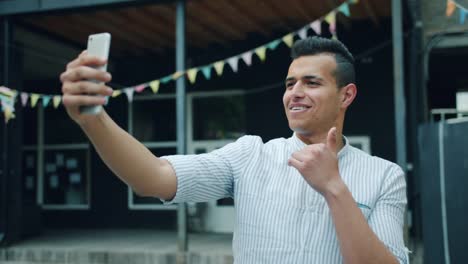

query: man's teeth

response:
[291,106,307,111]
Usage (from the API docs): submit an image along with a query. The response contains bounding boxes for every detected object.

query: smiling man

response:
[60,36,408,263]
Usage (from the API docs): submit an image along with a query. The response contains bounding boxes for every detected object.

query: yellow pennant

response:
[350,0,359,4]
[53,95,61,108]
[149,80,160,93]
[446,0,456,17]
[282,34,294,48]
[214,61,225,76]
[172,71,184,80]
[30,93,40,108]
[187,68,198,84]
[255,47,267,62]
[112,90,122,97]
[3,108,14,123]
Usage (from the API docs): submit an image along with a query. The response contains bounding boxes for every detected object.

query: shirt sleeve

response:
[160,135,259,204]
[368,164,410,264]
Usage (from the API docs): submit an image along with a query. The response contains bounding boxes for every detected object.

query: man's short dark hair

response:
[291,37,355,87]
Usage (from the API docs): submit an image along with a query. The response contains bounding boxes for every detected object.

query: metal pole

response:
[392,0,409,247]
[175,0,188,258]
[392,0,407,171]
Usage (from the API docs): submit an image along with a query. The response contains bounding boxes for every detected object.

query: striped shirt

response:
[162,134,409,263]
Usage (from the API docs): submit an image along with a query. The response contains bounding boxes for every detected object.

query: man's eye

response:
[308,82,319,86]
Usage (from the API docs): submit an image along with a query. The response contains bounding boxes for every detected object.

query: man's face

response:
[283,54,342,136]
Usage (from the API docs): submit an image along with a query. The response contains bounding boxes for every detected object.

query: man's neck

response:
[295,131,344,154]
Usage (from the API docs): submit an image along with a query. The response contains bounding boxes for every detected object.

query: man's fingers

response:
[326,127,338,154]
[61,66,111,83]
[66,52,107,70]
[62,81,113,96]
[62,94,107,107]
[287,157,303,170]
[291,151,308,163]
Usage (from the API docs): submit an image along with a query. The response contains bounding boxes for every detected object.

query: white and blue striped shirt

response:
[162,134,409,263]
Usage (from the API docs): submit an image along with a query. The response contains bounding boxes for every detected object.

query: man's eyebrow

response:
[285,77,295,83]
[302,75,323,82]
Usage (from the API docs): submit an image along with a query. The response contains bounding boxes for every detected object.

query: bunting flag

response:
[201,66,212,80]
[21,92,29,107]
[241,51,253,66]
[255,46,267,62]
[160,75,172,84]
[447,0,457,17]
[134,84,146,93]
[0,0,360,123]
[325,11,337,35]
[310,21,322,35]
[42,95,51,108]
[227,56,239,72]
[124,88,134,102]
[460,8,467,24]
[447,0,468,24]
[187,68,198,84]
[149,80,160,93]
[30,94,40,108]
[112,90,122,97]
[214,61,225,76]
[53,96,61,108]
[282,33,294,47]
[338,3,351,17]
[266,39,281,50]
[298,27,308,39]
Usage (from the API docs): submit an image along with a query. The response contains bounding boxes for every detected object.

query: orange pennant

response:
[447,0,456,17]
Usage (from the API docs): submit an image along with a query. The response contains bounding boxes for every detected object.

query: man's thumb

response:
[326,127,338,154]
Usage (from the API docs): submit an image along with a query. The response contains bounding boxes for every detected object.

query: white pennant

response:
[241,51,253,66]
[227,56,239,72]
[298,27,308,39]
[124,88,134,102]
[20,92,29,107]
[310,20,322,35]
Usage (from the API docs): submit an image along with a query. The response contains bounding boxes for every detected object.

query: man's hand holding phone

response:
[60,50,113,126]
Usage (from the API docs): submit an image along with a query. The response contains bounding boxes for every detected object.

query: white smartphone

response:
[80,33,111,115]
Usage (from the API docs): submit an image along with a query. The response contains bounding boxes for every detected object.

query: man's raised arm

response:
[59,51,177,200]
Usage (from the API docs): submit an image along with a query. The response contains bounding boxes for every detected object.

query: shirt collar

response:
[290,132,350,159]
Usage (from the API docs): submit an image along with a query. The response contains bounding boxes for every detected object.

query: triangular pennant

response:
[149,80,160,93]
[241,51,253,66]
[201,66,212,80]
[214,61,225,76]
[0,86,14,97]
[310,20,322,35]
[124,88,134,102]
[298,27,308,39]
[112,90,122,97]
[134,84,146,93]
[227,56,239,72]
[187,68,199,84]
[53,96,61,108]
[460,8,467,24]
[172,71,184,80]
[325,12,336,34]
[338,3,351,17]
[266,39,282,50]
[2,108,14,124]
[255,46,267,62]
[160,75,172,84]
[42,95,51,108]
[350,0,359,4]
[282,33,294,48]
[447,0,456,17]
[20,92,29,107]
[30,94,40,108]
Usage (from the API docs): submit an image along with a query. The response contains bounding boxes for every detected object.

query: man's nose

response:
[291,81,305,97]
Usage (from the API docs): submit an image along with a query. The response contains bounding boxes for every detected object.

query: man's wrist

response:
[323,177,348,202]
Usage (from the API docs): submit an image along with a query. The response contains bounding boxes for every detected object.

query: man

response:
[60,36,408,263]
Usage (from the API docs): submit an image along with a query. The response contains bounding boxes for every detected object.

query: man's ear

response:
[340,83,357,109]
